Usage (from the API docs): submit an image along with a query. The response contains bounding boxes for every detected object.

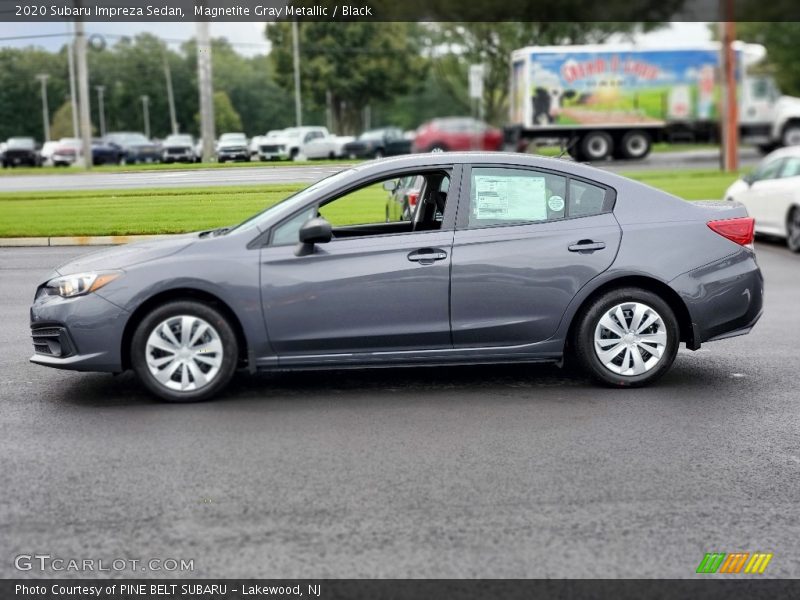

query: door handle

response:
[568,240,606,253]
[407,248,448,264]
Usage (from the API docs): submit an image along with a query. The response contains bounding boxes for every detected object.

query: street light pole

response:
[163,55,179,135]
[141,95,151,139]
[95,85,106,137]
[74,15,92,170]
[196,19,215,162]
[36,74,51,142]
[291,20,302,127]
[66,23,79,139]
[719,1,738,172]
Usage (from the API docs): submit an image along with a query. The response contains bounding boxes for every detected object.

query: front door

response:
[259,169,457,360]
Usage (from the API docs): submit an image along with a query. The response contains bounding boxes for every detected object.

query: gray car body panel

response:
[30,152,763,374]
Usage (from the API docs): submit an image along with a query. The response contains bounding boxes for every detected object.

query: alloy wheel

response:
[593,302,667,376]
[145,315,223,392]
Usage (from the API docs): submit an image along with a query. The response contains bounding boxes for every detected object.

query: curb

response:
[0,234,176,247]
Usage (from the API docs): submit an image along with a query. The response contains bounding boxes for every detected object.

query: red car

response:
[411,117,503,153]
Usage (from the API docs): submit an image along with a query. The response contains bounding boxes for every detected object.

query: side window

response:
[779,157,800,178]
[753,158,784,182]
[468,167,567,228]
[270,171,451,245]
[569,180,606,217]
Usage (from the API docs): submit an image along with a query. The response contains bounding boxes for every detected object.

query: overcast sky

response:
[0,22,712,56]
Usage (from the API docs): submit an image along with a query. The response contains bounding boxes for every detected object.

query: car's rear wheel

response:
[131,301,238,402]
[787,207,800,253]
[574,288,679,387]
[617,130,651,160]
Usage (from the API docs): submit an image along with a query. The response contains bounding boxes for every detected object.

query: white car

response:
[302,134,355,160]
[725,146,800,252]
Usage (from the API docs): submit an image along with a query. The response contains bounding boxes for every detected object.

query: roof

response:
[351,151,629,188]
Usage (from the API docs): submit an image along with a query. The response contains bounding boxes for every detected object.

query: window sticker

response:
[474,175,547,221]
[548,195,565,212]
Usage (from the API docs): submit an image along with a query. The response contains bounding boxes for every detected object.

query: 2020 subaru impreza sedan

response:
[30,153,763,402]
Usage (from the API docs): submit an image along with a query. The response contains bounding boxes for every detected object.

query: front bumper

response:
[218,149,250,161]
[671,248,764,347]
[29,291,130,372]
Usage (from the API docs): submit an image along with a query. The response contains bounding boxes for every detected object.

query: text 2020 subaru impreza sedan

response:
[30,153,763,401]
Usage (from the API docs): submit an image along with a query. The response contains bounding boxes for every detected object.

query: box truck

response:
[505,42,800,160]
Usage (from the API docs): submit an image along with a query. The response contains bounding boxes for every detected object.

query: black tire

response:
[579,131,613,161]
[374,148,385,159]
[787,207,800,253]
[573,287,679,388]
[427,143,448,153]
[617,130,651,160]
[757,143,776,155]
[131,300,239,402]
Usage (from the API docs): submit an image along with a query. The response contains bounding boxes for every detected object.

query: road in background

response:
[0,148,761,192]
[1,241,797,578]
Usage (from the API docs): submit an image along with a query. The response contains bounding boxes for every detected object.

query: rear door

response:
[450,164,621,347]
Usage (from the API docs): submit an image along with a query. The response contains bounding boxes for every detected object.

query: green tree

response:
[0,47,69,141]
[50,101,75,140]
[266,22,427,134]
[196,91,243,133]
[730,23,800,96]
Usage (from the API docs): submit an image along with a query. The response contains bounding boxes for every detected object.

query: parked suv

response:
[2,137,41,167]
[104,132,161,164]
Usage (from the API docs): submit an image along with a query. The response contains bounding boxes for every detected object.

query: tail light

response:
[407,192,419,207]
[707,217,755,248]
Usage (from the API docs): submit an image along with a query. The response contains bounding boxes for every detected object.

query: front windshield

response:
[166,135,192,144]
[359,130,385,141]
[220,133,245,142]
[7,138,35,149]
[230,168,354,233]
[123,134,149,144]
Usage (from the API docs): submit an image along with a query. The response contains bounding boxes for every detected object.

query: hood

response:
[218,140,247,149]
[777,95,800,112]
[55,234,197,275]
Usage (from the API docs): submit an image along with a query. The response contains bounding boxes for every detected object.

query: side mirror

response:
[743,172,755,186]
[296,217,332,256]
[383,180,398,192]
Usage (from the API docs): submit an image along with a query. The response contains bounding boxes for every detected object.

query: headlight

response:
[43,271,122,298]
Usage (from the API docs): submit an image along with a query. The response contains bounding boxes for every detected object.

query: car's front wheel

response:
[131,301,238,402]
[574,288,679,387]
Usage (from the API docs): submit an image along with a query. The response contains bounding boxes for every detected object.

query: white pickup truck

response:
[256,126,329,161]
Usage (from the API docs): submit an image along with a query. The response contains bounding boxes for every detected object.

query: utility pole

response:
[291,20,302,127]
[74,15,92,170]
[36,74,51,142]
[196,20,215,162]
[163,55,179,135]
[66,23,79,138]
[141,95,151,138]
[719,2,738,172]
[95,85,106,137]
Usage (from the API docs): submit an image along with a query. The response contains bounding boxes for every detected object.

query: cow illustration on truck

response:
[506,42,800,161]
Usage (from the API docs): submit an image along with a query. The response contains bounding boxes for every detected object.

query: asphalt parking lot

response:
[1,241,798,578]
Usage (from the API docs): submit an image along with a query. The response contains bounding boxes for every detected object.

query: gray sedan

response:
[30,153,763,402]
